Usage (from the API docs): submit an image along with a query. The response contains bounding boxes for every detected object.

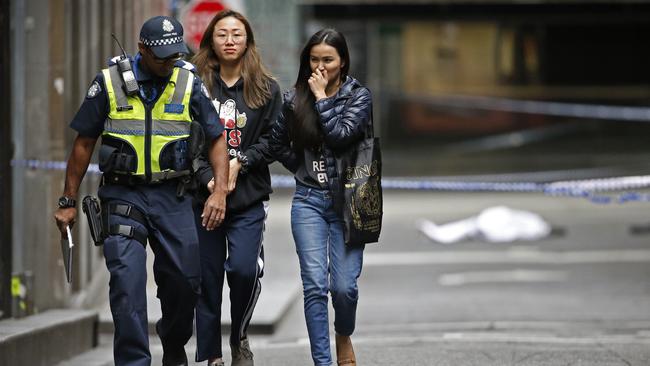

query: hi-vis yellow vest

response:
[101,62,193,178]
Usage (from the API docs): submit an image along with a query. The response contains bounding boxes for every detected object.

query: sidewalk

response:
[0,309,98,365]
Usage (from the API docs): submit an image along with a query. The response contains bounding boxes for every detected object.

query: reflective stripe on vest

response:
[101,64,193,176]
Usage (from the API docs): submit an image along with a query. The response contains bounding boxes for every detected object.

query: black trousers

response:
[193,200,266,361]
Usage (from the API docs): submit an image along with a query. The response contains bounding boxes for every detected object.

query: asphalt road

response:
[57,189,650,365]
[258,190,650,365]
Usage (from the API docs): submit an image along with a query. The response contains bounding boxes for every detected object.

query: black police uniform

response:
[71,50,223,366]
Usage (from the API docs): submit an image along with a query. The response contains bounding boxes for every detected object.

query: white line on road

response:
[439,332,650,345]
[364,249,650,266]
[358,320,650,333]
[258,332,650,350]
[437,269,568,286]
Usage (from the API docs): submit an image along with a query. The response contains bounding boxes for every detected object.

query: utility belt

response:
[102,171,194,198]
[82,196,148,247]
[102,171,188,184]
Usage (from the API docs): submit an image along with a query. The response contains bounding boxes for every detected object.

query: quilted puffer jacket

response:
[270,76,372,211]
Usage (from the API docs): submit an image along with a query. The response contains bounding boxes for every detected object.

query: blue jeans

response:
[291,184,365,366]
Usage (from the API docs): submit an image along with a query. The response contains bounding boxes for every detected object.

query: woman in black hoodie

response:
[190,9,281,366]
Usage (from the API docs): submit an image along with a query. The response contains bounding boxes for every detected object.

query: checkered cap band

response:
[140,36,184,47]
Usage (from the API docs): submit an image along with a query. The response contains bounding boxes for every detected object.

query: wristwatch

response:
[236,151,250,174]
[58,196,77,209]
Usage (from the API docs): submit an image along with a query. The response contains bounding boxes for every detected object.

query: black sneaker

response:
[230,338,254,366]
[162,351,188,366]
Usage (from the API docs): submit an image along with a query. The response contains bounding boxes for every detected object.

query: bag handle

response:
[367,107,375,139]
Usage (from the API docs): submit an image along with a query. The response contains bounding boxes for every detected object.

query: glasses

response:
[214,33,246,44]
[147,48,185,64]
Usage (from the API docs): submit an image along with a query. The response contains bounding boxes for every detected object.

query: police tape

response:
[11,159,650,204]
[10,159,101,174]
[405,94,650,122]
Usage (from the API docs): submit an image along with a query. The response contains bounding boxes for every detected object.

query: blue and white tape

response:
[10,159,650,204]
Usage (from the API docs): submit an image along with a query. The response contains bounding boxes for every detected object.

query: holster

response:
[101,201,149,247]
[82,196,106,246]
[82,195,149,247]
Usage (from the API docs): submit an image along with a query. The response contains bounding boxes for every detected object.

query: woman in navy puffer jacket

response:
[270,29,371,366]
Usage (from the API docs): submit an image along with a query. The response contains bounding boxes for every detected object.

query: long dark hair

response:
[191,9,274,109]
[290,28,350,150]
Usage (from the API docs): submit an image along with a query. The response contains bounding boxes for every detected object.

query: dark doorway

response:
[0,0,13,319]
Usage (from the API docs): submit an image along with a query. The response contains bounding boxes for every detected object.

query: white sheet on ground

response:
[417,206,551,244]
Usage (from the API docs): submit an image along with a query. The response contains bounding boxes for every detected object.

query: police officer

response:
[53,16,228,366]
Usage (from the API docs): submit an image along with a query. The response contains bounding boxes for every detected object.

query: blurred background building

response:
[301,1,650,175]
[2,0,650,321]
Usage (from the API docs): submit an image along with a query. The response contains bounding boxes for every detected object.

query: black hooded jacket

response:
[194,73,282,212]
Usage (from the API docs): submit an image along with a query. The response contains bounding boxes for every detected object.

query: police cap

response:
[139,16,189,59]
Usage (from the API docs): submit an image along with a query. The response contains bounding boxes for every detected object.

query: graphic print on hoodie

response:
[195,75,281,212]
[212,98,248,158]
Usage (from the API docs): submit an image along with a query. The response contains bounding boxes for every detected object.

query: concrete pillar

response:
[23,0,58,311]
[49,0,71,301]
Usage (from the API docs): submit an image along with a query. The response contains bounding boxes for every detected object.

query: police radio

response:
[111,33,139,97]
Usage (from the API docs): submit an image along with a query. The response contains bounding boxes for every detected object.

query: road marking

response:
[358,320,650,333]
[364,249,650,266]
[437,269,568,286]
[258,332,650,350]
[439,332,650,345]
